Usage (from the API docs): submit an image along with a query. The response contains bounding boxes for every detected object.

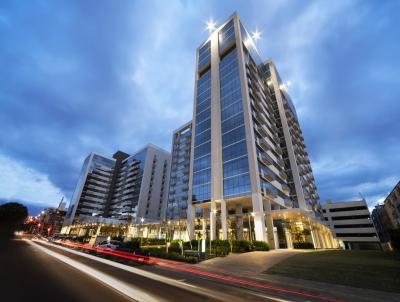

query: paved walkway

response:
[198,249,309,274]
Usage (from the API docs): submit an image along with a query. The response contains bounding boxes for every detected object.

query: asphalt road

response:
[0,238,131,302]
[1,237,333,302]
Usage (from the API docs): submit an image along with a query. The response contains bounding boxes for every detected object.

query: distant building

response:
[371,181,400,247]
[322,200,380,250]
[38,200,67,236]
[63,144,171,231]
[371,204,391,243]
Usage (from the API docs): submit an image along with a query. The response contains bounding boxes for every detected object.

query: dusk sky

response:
[0,0,399,215]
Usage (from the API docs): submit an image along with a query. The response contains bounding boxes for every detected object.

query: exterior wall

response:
[265,61,321,216]
[322,200,379,248]
[64,145,170,227]
[136,145,171,224]
[167,121,192,220]
[382,181,400,230]
[64,152,116,226]
[186,13,326,248]
[371,204,391,243]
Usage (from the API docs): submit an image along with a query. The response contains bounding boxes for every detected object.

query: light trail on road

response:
[39,239,343,302]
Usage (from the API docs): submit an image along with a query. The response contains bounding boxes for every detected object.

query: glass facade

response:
[198,41,211,70]
[168,124,191,219]
[220,47,251,199]
[192,69,212,203]
[219,19,235,53]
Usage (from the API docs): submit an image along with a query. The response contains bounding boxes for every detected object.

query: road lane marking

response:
[27,240,160,302]
[29,240,235,301]
[33,240,336,302]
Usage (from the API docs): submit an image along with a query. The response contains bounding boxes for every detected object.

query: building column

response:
[284,227,293,248]
[251,193,267,242]
[261,195,275,249]
[220,200,228,240]
[324,231,333,248]
[186,203,195,240]
[317,229,327,248]
[201,218,207,240]
[309,226,319,248]
[210,209,216,240]
[236,206,244,240]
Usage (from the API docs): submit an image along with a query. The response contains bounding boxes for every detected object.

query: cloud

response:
[0,153,66,207]
[0,0,399,214]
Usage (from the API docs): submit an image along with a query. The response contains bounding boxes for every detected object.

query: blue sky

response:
[0,0,399,215]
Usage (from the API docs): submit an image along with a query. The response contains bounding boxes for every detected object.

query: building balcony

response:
[260,169,275,182]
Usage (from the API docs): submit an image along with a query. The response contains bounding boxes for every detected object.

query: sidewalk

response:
[198,249,309,273]
[194,251,400,302]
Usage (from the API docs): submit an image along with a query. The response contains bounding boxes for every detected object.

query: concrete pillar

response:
[186,203,195,240]
[284,227,293,248]
[221,200,228,240]
[261,195,275,249]
[236,206,244,240]
[251,193,267,243]
[210,208,216,240]
[273,227,279,249]
[202,218,206,240]
[324,231,333,248]
[310,227,319,248]
[95,225,101,236]
[317,229,327,248]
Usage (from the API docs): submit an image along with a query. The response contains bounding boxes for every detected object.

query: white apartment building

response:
[63,144,170,232]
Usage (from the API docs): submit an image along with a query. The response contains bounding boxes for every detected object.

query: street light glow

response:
[206,19,216,32]
[140,217,144,223]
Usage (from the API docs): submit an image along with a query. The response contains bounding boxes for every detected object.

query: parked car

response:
[96,240,122,250]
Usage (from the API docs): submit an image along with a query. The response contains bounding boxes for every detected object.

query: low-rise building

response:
[38,200,67,236]
[322,200,380,250]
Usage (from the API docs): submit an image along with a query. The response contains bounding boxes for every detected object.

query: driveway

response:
[198,249,310,274]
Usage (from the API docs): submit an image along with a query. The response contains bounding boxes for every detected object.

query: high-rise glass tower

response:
[186,13,333,248]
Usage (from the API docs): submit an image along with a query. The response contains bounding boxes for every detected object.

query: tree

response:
[0,202,28,240]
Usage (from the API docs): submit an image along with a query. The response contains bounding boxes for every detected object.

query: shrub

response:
[231,240,252,253]
[252,240,269,251]
[168,240,182,253]
[183,239,199,250]
[293,242,314,249]
[211,240,231,256]
[123,240,140,250]
[142,247,198,263]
